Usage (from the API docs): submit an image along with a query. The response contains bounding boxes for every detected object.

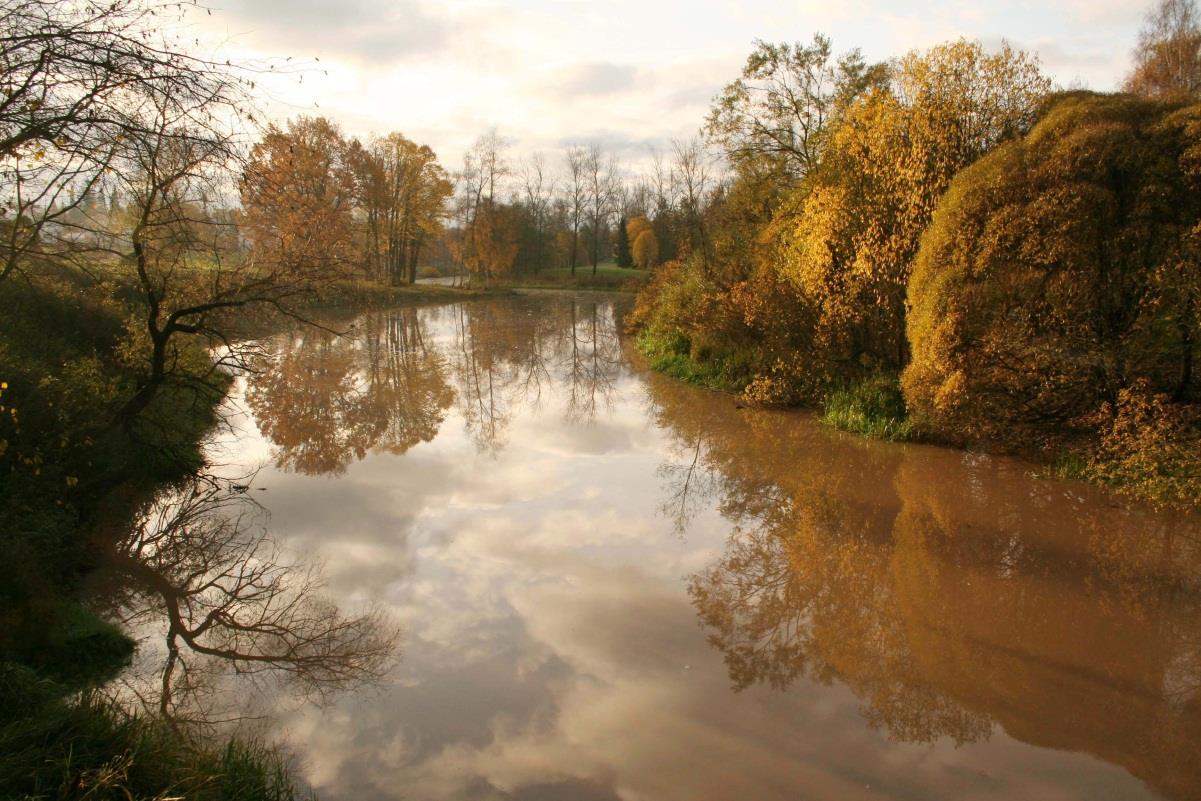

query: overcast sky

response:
[194,0,1154,174]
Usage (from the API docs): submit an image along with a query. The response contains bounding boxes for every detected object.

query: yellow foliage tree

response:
[240,117,359,275]
[632,228,659,269]
[903,94,1201,452]
[777,39,1050,378]
[627,215,653,247]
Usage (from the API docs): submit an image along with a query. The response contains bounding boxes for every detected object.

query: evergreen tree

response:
[615,215,633,267]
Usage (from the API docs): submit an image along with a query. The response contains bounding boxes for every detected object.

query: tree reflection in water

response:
[245,296,624,469]
[645,371,1201,800]
[110,477,398,730]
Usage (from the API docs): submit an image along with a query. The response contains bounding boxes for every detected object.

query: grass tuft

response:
[821,374,915,441]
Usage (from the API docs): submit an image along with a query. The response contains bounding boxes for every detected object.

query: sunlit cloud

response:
[193,0,1156,201]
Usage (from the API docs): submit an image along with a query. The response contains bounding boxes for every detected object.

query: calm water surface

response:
[206,293,1201,801]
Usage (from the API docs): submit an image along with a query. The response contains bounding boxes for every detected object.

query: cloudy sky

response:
[194,0,1154,173]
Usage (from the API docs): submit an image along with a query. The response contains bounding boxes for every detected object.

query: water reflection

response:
[247,297,622,469]
[215,294,1201,801]
[647,374,1201,799]
[108,478,398,728]
[246,311,454,475]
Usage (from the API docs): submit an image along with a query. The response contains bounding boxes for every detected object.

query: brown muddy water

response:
[194,293,1201,801]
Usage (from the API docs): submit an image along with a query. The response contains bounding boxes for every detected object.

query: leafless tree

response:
[582,143,620,274]
[563,144,588,276]
[0,0,258,283]
[519,152,554,274]
[1124,0,1201,99]
[672,136,714,269]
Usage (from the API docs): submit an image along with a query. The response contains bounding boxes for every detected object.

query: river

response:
[189,292,1201,801]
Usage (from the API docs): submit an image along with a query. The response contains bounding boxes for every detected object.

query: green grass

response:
[510,263,651,291]
[820,374,916,441]
[636,327,749,392]
[0,664,311,800]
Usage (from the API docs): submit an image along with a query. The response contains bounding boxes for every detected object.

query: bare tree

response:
[519,152,554,274]
[563,145,588,276]
[0,0,258,283]
[582,143,619,275]
[1124,0,1201,99]
[672,136,714,269]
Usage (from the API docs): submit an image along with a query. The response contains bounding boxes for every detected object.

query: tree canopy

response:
[903,93,1201,448]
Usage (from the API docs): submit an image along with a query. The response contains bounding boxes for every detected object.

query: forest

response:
[1,0,1200,798]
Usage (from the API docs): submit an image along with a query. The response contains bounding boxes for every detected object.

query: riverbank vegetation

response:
[628,0,1201,506]
[0,1,399,796]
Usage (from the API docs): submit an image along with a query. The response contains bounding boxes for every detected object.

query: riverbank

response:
[632,322,1201,508]
[0,275,318,799]
[501,264,650,293]
[305,278,503,308]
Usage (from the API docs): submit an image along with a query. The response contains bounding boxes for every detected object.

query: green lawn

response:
[511,262,651,291]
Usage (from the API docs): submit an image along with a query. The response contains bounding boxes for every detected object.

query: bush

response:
[1082,383,1201,506]
[904,93,1201,452]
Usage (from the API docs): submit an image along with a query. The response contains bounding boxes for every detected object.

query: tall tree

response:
[564,145,588,277]
[705,35,887,182]
[583,143,618,275]
[519,153,554,274]
[370,133,451,286]
[1124,0,1201,99]
[240,116,359,277]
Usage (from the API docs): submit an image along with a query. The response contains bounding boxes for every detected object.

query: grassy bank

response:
[507,264,651,292]
[634,327,751,392]
[820,375,915,442]
[0,276,310,799]
[635,317,1201,507]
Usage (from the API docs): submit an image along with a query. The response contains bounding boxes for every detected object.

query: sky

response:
[191,0,1156,175]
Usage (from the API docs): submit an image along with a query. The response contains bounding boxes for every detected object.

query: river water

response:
[201,292,1201,801]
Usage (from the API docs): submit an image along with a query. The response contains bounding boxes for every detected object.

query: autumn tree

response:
[451,130,512,283]
[363,133,451,285]
[705,35,887,182]
[463,200,520,284]
[632,228,659,269]
[775,40,1050,386]
[903,93,1201,451]
[1124,0,1201,99]
[240,116,359,277]
[627,215,652,244]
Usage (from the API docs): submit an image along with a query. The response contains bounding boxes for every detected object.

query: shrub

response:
[1082,383,1201,506]
[904,93,1201,452]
